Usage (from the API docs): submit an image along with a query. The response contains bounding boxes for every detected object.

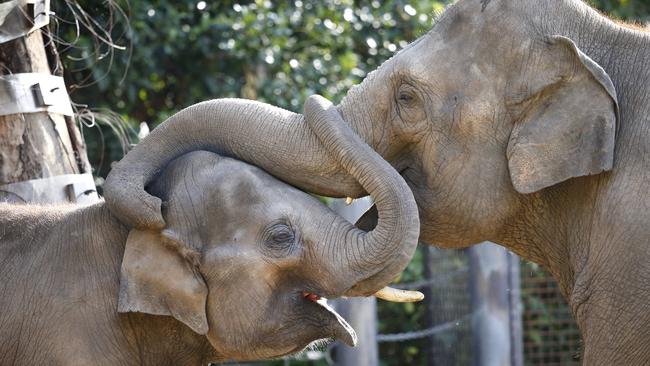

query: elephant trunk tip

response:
[104,169,166,229]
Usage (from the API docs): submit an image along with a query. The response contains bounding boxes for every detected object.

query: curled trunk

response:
[104,99,365,229]
[304,96,419,297]
[105,96,420,297]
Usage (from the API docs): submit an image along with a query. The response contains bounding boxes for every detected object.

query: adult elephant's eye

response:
[399,91,415,103]
[395,83,425,123]
[396,84,421,111]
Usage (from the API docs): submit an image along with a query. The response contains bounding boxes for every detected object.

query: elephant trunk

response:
[304,96,419,298]
[104,99,366,229]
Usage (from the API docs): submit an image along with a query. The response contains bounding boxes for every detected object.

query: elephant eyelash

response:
[261,221,299,257]
[271,230,294,244]
[399,93,416,105]
[396,83,420,104]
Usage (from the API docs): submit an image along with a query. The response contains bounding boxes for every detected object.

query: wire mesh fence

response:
[371,246,474,365]
[520,261,581,365]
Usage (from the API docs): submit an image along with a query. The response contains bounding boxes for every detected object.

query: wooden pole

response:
[422,245,437,366]
[469,242,513,366]
[507,251,524,366]
[330,197,379,366]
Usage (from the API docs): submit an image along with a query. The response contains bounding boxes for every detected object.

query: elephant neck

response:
[514,185,650,364]
[123,312,222,365]
[496,180,593,299]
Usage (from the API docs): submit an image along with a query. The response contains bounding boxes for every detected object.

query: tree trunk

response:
[0,28,90,185]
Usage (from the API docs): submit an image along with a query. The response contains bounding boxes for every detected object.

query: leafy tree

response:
[56,0,446,178]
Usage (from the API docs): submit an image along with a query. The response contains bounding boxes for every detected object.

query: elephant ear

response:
[118,229,209,335]
[506,35,618,194]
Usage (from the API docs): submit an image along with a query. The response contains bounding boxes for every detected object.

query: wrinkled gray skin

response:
[0,104,419,363]
[104,0,650,363]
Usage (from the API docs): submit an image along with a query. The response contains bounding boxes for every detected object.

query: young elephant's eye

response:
[262,221,298,256]
[271,226,294,244]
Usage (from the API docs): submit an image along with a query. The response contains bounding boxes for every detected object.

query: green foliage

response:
[56,0,447,177]
[589,0,650,22]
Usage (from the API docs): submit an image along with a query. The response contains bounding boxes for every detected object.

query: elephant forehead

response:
[214,157,310,203]
[395,31,483,86]
[397,35,447,76]
[203,239,269,273]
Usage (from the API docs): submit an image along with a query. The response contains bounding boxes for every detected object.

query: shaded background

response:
[50,1,650,365]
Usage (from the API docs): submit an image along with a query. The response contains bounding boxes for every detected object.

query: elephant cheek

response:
[205,322,298,361]
[203,291,252,358]
[203,289,287,360]
[203,307,232,357]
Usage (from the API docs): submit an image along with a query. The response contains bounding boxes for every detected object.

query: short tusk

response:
[373,286,424,303]
[345,197,354,205]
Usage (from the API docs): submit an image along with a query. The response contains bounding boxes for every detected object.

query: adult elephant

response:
[105,0,650,364]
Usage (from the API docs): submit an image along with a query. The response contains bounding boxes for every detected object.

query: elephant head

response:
[104,0,617,249]
[116,96,419,360]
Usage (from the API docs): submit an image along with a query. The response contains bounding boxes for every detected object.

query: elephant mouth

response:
[302,291,321,302]
[299,287,422,348]
[301,291,357,347]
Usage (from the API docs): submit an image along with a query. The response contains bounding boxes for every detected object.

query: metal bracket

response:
[0,173,99,205]
[0,0,50,44]
[0,73,73,116]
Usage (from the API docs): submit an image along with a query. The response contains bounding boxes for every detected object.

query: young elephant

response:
[0,103,419,364]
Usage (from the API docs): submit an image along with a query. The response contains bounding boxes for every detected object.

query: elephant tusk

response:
[373,286,424,303]
[345,197,354,205]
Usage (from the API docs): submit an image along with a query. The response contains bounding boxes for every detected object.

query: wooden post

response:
[507,251,524,366]
[335,296,379,366]
[422,245,437,366]
[469,242,513,366]
[330,197,379,366]
[0,23,91,193]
